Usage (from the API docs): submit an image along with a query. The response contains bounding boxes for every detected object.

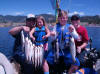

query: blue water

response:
[0,27,100,58]
[86,27,100,49]
[0,27,15,58]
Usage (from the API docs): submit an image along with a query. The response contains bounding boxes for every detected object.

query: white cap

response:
[27,14,35,18]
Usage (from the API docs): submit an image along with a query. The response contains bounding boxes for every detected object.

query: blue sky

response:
[0,0,100,16]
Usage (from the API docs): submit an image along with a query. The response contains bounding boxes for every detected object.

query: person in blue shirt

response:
[30,16,50,51]
[45,10,80,74]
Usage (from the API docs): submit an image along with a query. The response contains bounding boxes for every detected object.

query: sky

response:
[0,0,100,16]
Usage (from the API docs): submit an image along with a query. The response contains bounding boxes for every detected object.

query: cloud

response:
[47,12,53,15]
[15,12,24,15]
[68,11,85,16]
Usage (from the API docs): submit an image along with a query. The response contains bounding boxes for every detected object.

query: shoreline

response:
[1,26,100,28]
[0,23,100,27]
[85,25,100,27]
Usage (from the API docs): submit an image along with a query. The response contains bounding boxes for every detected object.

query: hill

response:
[0,14,100,27]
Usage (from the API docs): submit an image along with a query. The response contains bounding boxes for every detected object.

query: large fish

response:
[69,25,80,40]
[0,52,14,74]
[70,37,76,62]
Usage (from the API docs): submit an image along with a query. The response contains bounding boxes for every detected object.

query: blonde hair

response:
[36,16,47,27]
[58,10,68,17]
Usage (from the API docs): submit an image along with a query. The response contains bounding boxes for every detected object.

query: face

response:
[71,20,80,28]
[36,19,43,28]
[58,15,68,26]
[26,20,35,28]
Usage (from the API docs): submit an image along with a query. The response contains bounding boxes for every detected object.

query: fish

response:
[39,46,42,67]
[0,52,14,74]
[21,30,25,51]
[25,36,35,64]
[37,46,39,67]
[40,45,44,66]
[70,37,76,62]
[69,25,80,40]
[32,44,35,65]
[28,39,34,63]
[21,31,31,63]
[25,37,28,60]
[36,46,38,68]
[56,38,59,59]
[54,38,59,62]
[25,37,31,63]
[35,46,38,68]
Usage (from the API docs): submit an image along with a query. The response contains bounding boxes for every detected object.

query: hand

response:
[22,26,30,32]
[32,37,35,41]
[77,46,82,54]
[30,36,35,41]
[51,31,56,36]
[69,25,74,32]
[42,35,47,39]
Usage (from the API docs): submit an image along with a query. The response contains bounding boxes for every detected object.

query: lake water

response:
[0,27,100,58]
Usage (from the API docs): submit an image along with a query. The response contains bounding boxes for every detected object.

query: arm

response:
[9,26,23,36]
[77,42,88,54]
[50,31,56,36]
[77,28,89,53]
[29,27,35,41]
[42,27,50,39]
[78,42,88,49]
[50,25,56,36]
[45,27,50,37]
[9,26,30,36]
[79,27,89,49]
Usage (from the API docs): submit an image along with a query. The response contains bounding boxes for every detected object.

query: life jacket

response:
[56,23,70,49]
[33,26,47,46]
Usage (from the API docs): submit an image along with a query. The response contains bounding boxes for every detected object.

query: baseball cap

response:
[26,14,36,21]
[27,14,35,18]
[71,14,80,21]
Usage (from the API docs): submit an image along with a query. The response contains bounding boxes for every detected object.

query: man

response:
[9,14,36,74]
